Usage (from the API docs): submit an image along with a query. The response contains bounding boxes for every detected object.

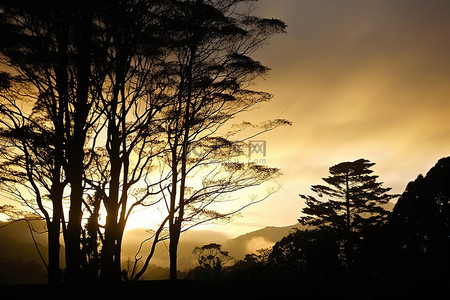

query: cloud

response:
[245,236,273,254]
[224,0,450,232]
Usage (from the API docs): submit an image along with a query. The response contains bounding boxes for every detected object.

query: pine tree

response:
[299,159,397,266]
[299,159,396,233]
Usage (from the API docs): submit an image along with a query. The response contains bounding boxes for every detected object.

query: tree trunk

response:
[100,127,123,282]
[100,200,122,282]
[64,12,91,282]
[65,175,83,283]
[65,136,86,283]
[115,231,123,279]
[47,219,61,284]
[169,227,180,281]
[48,166,64,284]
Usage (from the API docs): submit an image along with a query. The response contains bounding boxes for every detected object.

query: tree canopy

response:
[299,158,396,234]
[0,0,286,284]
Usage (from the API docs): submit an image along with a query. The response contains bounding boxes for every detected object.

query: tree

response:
[390,157,450,290]
[159,0,286,281]
[0,25,69,283]
[131,0,287,281]
[0,103,68,283]
[1,0,287,284]
[299,159,397,266]
[0,0,168,283]
[225,248,272,280]
[268,229,341,280]
[84,0,171,282]
[0,0,106,283]
[188,243,233,279]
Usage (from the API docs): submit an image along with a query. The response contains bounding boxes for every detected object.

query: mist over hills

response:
[0,220,48,284]
[0,219,301,283]
[0,199,396,283]
[0,220,48,261]
[107,223,303,272]
[223,224,303,259]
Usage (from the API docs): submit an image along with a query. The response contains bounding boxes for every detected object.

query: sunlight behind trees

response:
[0,1,449,297]
[0,0,286,284]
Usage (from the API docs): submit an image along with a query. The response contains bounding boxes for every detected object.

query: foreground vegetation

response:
[1,157,449,298]
[184,158,450,295]
[0,0,286,284]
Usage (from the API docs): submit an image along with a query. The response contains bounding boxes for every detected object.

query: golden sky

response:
[2,1,450,239]
[220,0,450,236]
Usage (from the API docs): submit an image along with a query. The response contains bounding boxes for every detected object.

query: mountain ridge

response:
[0,220,298,267]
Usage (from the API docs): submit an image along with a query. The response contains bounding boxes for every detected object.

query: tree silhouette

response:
[0,103,69,283]
[269,229,341,280]
[299,159,397,266]
[0,22,69,283]
[83,0,172,283]
[188,243,233,280]
[390,157,450,290]
[132,0,287,280]
[0,0,106,282]
[0,0,287,284]
[0,0,167,283]
[226,248,272,280]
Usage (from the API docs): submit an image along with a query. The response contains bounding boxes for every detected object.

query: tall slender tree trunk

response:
[48,143,64,285]
[169,225,180,280]
[100,126,123,282]
[52,13,68,285]
[168,127,180,281]
[101,210,122,282]
[48,184,64,284]
[100,111,123,282]
[65,173,84,283]
[65,11,92,282]
[65,91,88,283]
[47,219,61,284]
[168,49,192,281]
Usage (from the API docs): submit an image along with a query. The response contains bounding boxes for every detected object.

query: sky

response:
[201,0,450,237]
[1,0,450,240]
